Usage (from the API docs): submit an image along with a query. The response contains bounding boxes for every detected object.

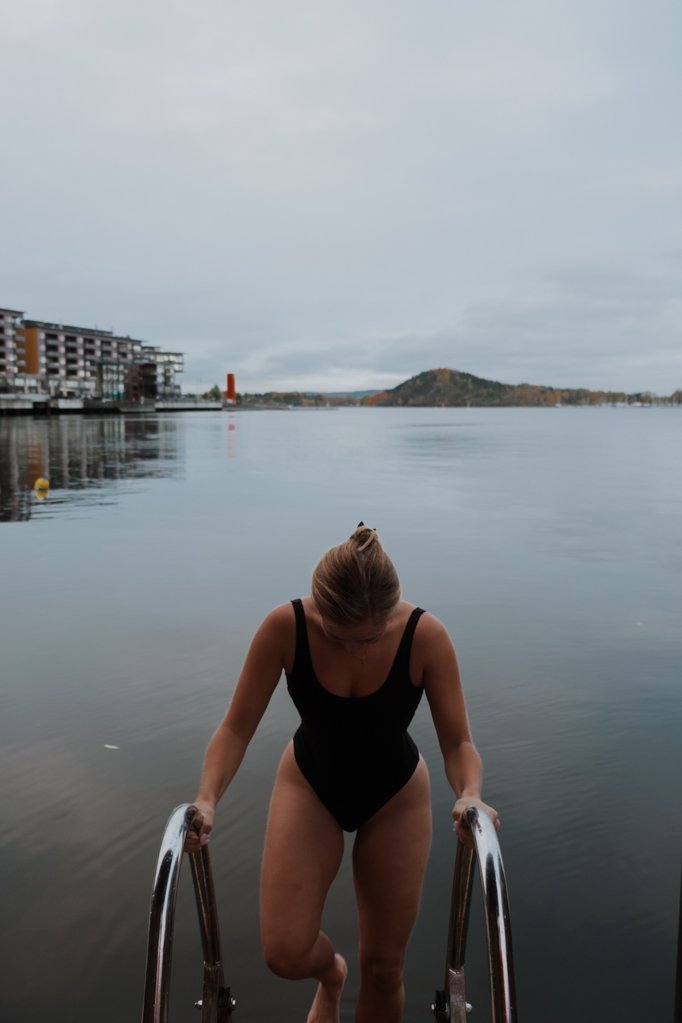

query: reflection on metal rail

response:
[432,806,517,1022]
[141,804,235,1023]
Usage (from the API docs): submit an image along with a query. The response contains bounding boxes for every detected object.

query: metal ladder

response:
[432,806,516,1022]
[141,803,517,1022]
[141,804,235,1023]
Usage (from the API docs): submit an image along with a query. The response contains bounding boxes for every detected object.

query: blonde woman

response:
[186,523,499,1023]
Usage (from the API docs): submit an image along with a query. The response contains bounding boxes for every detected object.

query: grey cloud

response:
[1,0,681,393]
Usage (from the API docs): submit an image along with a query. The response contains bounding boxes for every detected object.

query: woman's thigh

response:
[352,757,432,960]
[260,742,345,952]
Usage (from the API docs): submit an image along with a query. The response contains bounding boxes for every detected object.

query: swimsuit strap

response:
[389,607,425,682]
[290,598,313,677]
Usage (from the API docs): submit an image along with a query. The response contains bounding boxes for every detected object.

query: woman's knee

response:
[359,952,405,993]
[262,932,314,979]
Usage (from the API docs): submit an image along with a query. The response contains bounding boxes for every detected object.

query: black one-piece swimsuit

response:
[285,598,426,832]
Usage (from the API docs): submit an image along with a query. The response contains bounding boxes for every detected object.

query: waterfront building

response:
[0,308,25,393]
[0,307,184,399]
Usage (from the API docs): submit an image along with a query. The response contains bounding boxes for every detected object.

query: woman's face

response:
[319,616,389,655]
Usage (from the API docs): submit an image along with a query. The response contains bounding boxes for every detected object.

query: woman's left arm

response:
[420,614,500,834]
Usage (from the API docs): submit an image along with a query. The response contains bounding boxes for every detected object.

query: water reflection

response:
[391,418,491,470]
[226,411,237,458]
[0,415,182,521]
[1,408,680,1023]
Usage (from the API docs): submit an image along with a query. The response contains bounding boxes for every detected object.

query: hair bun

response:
[351,521,379,552]
[312,524,400,625]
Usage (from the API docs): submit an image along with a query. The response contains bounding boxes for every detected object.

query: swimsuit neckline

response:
[297,600,419,701]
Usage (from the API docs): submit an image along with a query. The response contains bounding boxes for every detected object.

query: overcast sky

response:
[2,1,680,394]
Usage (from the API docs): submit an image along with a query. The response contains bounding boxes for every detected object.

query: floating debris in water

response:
[104,744,120,750]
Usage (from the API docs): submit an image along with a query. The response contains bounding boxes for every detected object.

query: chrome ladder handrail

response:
[141,803,235,1023]
[433,806,517,1022]
[142,803,515,1023]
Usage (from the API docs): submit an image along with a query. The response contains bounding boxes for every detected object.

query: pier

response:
[0,395,223,415]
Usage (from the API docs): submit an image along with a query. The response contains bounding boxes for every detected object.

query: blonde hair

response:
[311,523,401,626]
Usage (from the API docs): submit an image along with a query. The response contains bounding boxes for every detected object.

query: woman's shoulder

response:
[410,606,455,649]
[251,602,297,645]
[261,601,297,629]
[388,602,452,650]
[251,602,298,669]
[400,601,443,627]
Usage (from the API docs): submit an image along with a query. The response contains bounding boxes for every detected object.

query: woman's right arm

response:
[185,603,292,852]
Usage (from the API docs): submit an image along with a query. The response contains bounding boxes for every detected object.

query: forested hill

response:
[361,368,676,407]
[234,368,679,407]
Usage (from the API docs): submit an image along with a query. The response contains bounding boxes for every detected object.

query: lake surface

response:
[1,408,680,1023]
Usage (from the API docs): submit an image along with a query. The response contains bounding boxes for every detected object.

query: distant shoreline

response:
[1,396,678,417]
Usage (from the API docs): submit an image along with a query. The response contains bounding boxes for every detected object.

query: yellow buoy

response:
[33,477,50,500]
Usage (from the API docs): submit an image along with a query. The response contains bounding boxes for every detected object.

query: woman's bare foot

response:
[306,953,348,1023]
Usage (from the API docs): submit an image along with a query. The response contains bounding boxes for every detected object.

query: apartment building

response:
[0,307,184,399]
[0,308,24,392]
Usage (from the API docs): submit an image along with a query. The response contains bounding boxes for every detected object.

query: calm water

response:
[1,408,680,1022]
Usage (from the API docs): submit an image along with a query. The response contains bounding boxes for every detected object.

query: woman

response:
[186,523,499,1023]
